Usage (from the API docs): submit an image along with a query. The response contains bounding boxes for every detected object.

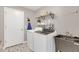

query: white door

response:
[4,7,24,48]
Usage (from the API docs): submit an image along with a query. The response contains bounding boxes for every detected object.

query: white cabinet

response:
[33,33,47,52]
[27,30,57,52]
[27,31,34,51]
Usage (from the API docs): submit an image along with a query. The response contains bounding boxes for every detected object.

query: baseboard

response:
[3,41,27,49]
[23,41,27,43]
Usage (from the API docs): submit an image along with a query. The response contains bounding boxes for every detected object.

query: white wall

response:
[35,6,79,37]
[0,7,4,48]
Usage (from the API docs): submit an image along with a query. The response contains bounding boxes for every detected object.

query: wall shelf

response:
[36,13,55,20]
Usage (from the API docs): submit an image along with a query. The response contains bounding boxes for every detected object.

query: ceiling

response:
[23,6,42,11]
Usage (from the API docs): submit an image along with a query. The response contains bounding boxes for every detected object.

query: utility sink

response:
[55,35,79,43]
[35,28,55,35]
[35,31,54,35]
[74,40,79,43]
[55,35,72,39]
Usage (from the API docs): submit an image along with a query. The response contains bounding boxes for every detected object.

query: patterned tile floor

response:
[0,43,32,52]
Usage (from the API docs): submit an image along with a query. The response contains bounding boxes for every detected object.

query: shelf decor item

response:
[27,18,32,30]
